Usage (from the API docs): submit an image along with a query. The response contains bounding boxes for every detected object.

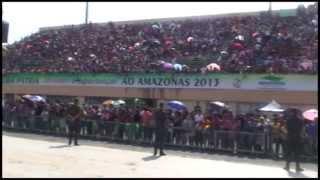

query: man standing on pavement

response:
[283,108,304,172]
[153,103,167,156]
[67,99,82,146]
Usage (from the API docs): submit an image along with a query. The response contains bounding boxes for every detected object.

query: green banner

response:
[3,73,317,91]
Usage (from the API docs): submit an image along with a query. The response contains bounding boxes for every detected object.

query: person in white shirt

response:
[182,114,195,145]
[194,110,204,125]
[194,110,204,147]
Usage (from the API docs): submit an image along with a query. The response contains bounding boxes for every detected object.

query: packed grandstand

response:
[2,3,318,74]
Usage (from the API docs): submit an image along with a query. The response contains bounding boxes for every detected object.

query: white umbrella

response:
[300,61,313,69]
[114,100,125,106]
[117,100,126,104]
[259,100,284,112]
[23,95,46,102]
[303,109,318,121]
[206,63,221,72]
[221,51,228,55]
[67,57,74,61]
[134,42,141,47]
[152,24,159,29]
[158,60,166,64]
[210,101,227,108]
[30,96,46,102]
[187,36,194,42]
[173,64,183,71]
[22,95,32,99]
[235,35,244,41]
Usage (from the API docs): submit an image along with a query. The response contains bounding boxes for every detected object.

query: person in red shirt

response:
[140,107,153,142]
[221,110,233,149]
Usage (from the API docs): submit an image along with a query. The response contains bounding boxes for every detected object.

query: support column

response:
[77,97,85,107]
[14,94,21,101]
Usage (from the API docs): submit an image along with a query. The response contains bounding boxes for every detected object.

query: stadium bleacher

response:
[3,3,317,74]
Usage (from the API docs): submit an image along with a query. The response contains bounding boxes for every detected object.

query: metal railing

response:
[2,113,317,162]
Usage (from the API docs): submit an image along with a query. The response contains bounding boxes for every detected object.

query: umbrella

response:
[167,100,186,110]
[300,61,313,70]
[113,100,126,107]
[259,100,284,112]
[210,101,227,108]
[303,109,318,121]
[22,94,32,99]
[235,35,244,41]
[134,42,141,47]
[30,96,46,102]
[173,64,183,71]
[221,51,228,55]
[22,95,45,102]
[232,42,244,50]
[252,32,259,38]
[206,63,221,72]
[163,63,173,69]
[153,39,161,45]
[187,36,194,42]
[116,100,126,104]
[152,24,160,29]
[158,60,166,64]
[102,100,114,105]
[67,57,74,61]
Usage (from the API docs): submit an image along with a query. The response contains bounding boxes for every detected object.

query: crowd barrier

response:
[2,113,317,163]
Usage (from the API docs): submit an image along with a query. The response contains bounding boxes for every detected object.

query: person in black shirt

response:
[173,111,184,145]
[283,108,304,172]
[34,101,45,130]
[153,103,167,156]
[134,109,141,123]
[67,99,82,146]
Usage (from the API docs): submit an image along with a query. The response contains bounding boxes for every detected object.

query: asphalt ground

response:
[2,131,318,178]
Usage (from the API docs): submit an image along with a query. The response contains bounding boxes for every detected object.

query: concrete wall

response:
[3,84,317,107]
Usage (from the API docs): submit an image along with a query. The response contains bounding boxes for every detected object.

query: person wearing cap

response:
[153,103,167,156]
[67,99,82,146]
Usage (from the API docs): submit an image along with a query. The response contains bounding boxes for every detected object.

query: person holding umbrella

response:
[315,117,318,154]
[303,109,318,156]
[283,108,304,172]
[153,103,167,156]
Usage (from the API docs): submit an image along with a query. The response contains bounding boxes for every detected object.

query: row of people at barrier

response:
[3,3,318,74]
[2,112,271,154]
[3,110,317,160]
[2,98,317,158]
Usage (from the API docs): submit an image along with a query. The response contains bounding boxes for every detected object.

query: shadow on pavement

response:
[287,171,311,178]
[142,155,161,161]
[49,145,71,149]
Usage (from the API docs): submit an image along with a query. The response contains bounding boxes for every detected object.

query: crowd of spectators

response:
[3,3,318,74]
[3,97,317,157]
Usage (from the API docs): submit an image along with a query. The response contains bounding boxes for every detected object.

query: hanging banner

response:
[3,73,317,91]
